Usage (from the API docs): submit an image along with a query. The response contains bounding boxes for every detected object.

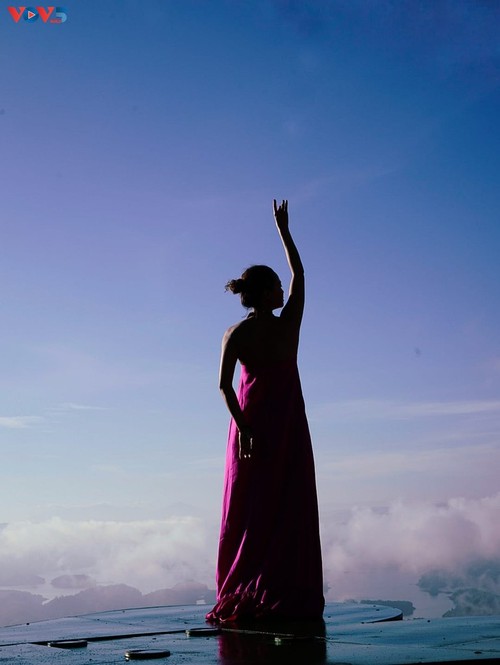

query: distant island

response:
[418,560,500,617]
[443,589,500,617]
[0,581,217,627]
[359,599,415,617]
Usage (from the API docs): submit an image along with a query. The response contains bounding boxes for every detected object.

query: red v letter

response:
[8,6,26,22]
[37,6,54,22]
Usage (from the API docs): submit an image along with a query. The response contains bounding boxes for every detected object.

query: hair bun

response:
[225,277,245,294]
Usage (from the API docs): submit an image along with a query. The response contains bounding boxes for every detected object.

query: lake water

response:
[327,567,455,618]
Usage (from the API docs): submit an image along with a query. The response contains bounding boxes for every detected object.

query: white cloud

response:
[0,416,41,429]
[322,493,500,585]
[0,516,217,595]
[57,402,109,412]
[2,494,499,601]
[312,398,500,422]
[1,493,499,624]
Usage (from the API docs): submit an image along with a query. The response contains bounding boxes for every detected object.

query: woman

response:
[206,200,324,623]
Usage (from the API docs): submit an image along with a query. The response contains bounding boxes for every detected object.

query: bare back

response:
[226,313,300,368]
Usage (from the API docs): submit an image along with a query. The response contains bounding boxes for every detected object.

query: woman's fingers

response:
[238,431,253,460]
[273,199,288,224]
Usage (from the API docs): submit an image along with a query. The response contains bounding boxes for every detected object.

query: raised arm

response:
[273,199,304,324]
[218,328,253,459]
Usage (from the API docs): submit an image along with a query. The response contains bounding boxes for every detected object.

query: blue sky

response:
[1,1,499,609]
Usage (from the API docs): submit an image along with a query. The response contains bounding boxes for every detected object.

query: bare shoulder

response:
[222,319,250,346]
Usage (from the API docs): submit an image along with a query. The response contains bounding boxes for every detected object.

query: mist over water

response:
[1,493,499,626]
[328,565,454,618]
[322,493,500,618]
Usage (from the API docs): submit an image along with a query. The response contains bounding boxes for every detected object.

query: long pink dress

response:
[206,358,324,623]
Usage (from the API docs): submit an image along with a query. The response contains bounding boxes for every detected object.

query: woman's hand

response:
[273,199,288,233]
[238,429,254,460]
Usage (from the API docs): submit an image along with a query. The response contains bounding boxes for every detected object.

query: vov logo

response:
[7,6,67,23]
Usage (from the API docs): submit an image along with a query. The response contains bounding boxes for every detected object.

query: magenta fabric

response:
[206,359,324,623]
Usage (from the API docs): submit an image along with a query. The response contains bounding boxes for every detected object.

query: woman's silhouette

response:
[206,200,324,623]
